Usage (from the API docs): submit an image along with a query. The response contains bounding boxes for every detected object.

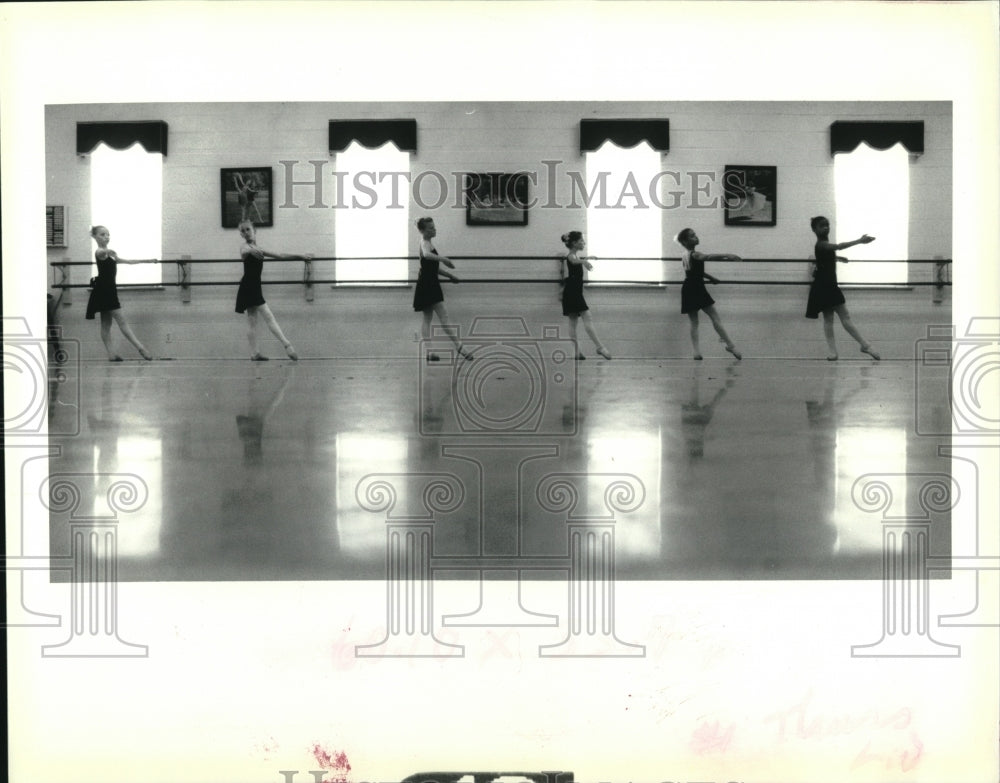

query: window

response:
[89,143,163,285]
[834,142,909,285]
[334,141,409,284]
[584,141,662,283]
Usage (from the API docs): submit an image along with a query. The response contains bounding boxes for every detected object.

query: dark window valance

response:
[580,119,670,152]
[830,121,924,155]
[329,120,417,152]
[76,121,169,156]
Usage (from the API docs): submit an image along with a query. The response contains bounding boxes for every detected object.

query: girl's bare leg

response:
[835,304,879,359]
[703,305,740,359]
[247,308,264,359]
[568,314,584,359]
[110,310,151,359]
[422,309,438,359]
[432,303,470,358]
[258,303,297,360]
[580,311,611,359]
[100,312,121,360]
[822,310,838,360]
[688,312,702,359]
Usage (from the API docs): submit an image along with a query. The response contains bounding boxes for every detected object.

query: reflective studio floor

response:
[45,346,952,582]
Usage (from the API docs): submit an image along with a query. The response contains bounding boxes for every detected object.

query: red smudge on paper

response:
[310,745,352,783]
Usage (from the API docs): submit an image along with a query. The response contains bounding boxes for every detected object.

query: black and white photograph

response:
[465,172,531,226]
[723,165,776,226]
[221,166,273,228]
[3,4,999,783]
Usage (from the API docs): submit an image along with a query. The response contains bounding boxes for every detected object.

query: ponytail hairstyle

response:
[561,230,583,248]
[89,225,106,238]
[676,227,696,248]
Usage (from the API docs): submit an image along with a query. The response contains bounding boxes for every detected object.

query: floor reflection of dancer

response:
[675,228,742,360]
[560,231,611,360]
[806,216,880,361]
[413,217,472,362]
[235,220,311,361]
[86,225,154,361]
[86,372,142,473]
[681,364,737,459]
[236,368,294,465]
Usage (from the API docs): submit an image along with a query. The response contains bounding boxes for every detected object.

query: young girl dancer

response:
[413,217,471,362]
[236,220,311,361]
[85,225,154,361]
[560,231,611,360]
[675,228,742,360]
[806,216,880,361]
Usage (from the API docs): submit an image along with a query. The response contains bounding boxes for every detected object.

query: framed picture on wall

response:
[723,165,777,227]
[221,167,273,228]
[465,172,530,226]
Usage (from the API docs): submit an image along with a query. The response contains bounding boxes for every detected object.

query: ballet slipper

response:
[109,356,124,362]
[251,353,269,361]
[458,346,474,361]
[140,348,153,361]
[693,354,703,360]
[597,348,612,360]
[724,345,742,360]
[826,354,839,361]
[426,353,441,362]
[574,353,586,361]
[860,345,881,361]
[285,345,299,361]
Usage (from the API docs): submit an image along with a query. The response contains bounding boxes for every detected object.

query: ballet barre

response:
[49,256,953,306]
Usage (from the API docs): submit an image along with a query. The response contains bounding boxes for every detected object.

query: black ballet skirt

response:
[412,247,444,311]
[85,253,121,319]
[561,257,588,315]
[235,252,266,314]
[680,253,715,315]
[805,243,846,319]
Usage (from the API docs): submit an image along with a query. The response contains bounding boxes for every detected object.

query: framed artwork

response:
[465,172,530,226]
[723,165,777,227]
[221,167,273,228]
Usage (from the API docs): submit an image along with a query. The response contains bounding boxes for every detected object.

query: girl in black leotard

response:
[236,220,311,361]
[560,231,611,360]
[675,228,742,360]
[86,225,153,362]
[413,217,471,362]
[806,216,880,361]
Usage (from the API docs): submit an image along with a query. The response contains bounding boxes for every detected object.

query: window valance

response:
[830,121,924,155]
[579,119,670,152]
[76,121,169,156]
[329,120,418,152]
